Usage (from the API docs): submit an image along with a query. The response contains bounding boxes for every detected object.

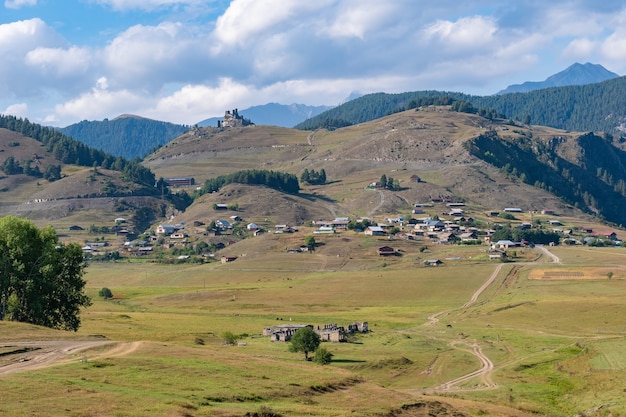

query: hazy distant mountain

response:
[59,114,189,159]
[497,62,618,94]
[197,103,332,128]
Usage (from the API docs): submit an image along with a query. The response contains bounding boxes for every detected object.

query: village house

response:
[313,217,350,230]
[364,226,386,236]
[460,231,479,241]
[377,246,396,256]
[215,219,232,230]
[591,231,618,241]
[220,255,238,264]
[314,226,335,234]
[156,224,176,235]
[491,240,521,250]
[437,232,459,244]
[274,224,296,233]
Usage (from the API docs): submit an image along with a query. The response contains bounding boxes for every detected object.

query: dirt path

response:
[368,190,385,216]
[433,342,495,391]
[0,340,140,375]
[426,263,504,326]
[537,245,560,264]
[424,263,504,392]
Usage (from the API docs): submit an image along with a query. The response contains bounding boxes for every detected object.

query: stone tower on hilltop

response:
[217,108,254,128]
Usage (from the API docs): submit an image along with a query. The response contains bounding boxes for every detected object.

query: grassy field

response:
[2,245,626,416]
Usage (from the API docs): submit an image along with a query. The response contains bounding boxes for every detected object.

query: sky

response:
[1,0,625,127]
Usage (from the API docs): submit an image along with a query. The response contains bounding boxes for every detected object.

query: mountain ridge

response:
[497,62,618,94]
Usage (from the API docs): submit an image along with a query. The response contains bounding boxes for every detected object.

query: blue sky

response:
[1,0,625,127]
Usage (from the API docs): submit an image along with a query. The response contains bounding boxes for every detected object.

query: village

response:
[74,193,622,266]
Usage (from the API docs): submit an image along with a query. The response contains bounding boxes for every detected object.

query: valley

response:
[1,106,626,416]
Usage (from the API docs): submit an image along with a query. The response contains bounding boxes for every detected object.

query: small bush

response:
[221,331,238,345]
[98,287,113,299]
[313,347,333,365]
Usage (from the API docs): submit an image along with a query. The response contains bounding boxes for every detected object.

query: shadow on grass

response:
[298,192,336,203]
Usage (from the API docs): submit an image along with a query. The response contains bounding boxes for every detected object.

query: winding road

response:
[425,246,561,392]
[0,340,141,375]
[424,263,503,392]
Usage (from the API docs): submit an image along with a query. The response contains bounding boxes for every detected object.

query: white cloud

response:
[3,103,28,118]
[92,0,205,11]
[26,46,92,76]
[423,16,498,54]
[2,1,626,126]
[212,0,331,50]
[4,0,36,9]
[54,79,146,121]
[562,38,597,60]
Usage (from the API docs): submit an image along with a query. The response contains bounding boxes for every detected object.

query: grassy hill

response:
[0,120,178,233]
[296,77,626,135]
[145,107,599,228]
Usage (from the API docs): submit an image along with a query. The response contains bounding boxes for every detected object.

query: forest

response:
[296,77,626,135]
[58,116,189,159]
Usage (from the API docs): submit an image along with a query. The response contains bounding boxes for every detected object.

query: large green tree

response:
[289,326,321,360]
[0,216,91,331]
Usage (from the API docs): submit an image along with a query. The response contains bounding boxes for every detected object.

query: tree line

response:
[0,115,157,187]
[58,117,189,160]
[466,131,626,226]
[295,79,626,136]
[195,169,300,196]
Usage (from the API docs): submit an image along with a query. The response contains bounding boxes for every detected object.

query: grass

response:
[4,246,626,416]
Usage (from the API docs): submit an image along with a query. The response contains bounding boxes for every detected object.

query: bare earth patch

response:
[529,267,626,280]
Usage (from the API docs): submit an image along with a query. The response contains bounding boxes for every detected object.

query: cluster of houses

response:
[74,199,622,261]
[263,321,369,343]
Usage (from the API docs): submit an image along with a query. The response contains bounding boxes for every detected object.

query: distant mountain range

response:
[197,103,332,128]
[497,62,618,94]
[57,63,624,160]
[297,68,626,135]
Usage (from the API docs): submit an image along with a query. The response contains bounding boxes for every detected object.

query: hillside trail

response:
[0,340,141,375]
[368,190,385,217]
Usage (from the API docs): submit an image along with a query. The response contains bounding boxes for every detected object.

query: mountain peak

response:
[497,62,619,94]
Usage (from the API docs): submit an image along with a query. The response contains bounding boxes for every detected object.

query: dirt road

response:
[537,245,560,263]
[0,340,140,375]
[425,263,504,392]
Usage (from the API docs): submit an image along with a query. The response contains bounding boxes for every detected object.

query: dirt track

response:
[0,340,140,375]
[424,263,504,392]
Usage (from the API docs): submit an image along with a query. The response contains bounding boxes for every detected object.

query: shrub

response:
[221,331,238,345]
[98,287,113,299]
[313,347,333,365]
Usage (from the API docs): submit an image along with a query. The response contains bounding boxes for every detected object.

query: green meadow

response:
[2,247,626,416]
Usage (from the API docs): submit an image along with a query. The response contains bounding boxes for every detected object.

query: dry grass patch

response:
[528,266,626,280]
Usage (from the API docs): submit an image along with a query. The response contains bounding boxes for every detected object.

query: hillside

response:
[0,117,180,231]
[296,77,626,135]
[497,62,619,94]
[58,114,189,159]
[145,108,612,230]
